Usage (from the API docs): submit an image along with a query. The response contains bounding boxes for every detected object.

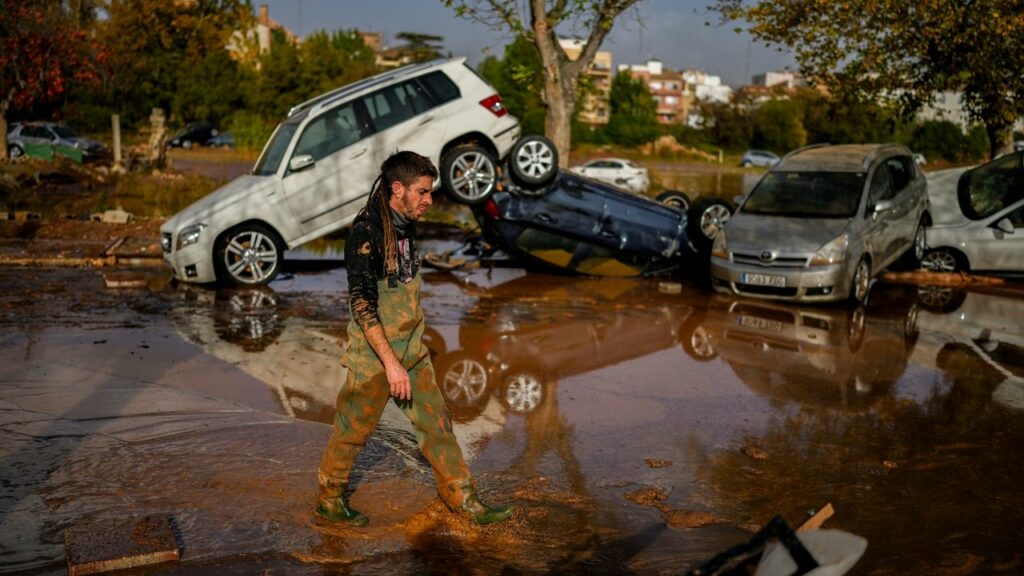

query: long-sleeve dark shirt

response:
[345,208,419,331]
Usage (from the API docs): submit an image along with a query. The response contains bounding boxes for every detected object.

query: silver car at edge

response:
[710,143,931,304]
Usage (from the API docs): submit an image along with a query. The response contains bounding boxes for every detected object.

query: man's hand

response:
[385,360,412,401]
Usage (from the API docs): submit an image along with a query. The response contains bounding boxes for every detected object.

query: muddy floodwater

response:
[2,248,1024,574]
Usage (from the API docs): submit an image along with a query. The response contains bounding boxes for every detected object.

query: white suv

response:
[160,58,525,286]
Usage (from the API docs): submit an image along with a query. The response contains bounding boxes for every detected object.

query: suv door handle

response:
[349,148,366,159]
[418,115,434,125]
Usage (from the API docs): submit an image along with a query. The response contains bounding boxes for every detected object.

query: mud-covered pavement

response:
[2,245,1024,574]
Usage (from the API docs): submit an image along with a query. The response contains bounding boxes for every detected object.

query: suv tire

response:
[656,190,691,211]
[508,135,558,189]
[441,145,498,205]
[214,223,284,286]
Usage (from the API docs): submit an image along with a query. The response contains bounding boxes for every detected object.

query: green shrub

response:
[228,112,275,153]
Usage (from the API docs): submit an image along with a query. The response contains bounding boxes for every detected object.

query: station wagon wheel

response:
[215,223,283,286]
[9,144,23,160]
[687,197,735,253]
[656,190,691,212]
[502,372,544,414]
[508,135,559,189]
[920,248,962,273]
[850,257,871,304]
[440,145,497,205]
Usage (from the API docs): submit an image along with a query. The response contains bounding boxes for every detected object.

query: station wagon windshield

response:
[742,172,865,218]
[252,121,300,176]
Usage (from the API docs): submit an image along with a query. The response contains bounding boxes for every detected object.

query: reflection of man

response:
[316,151,512,526]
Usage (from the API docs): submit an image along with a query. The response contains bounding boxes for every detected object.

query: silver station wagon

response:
[710,143,930,304]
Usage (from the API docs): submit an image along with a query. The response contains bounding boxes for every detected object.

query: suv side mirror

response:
[289,155,315,173]
[873,200,893,215]
[994,217,1015,234]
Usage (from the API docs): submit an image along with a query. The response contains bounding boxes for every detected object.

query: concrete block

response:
[65,514,179,575]
[92,209,134,224]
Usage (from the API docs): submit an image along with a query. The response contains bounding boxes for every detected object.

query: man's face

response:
[390,175,434,221]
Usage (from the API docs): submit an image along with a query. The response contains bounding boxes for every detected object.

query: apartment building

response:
[619,60,688,124]
[560,38,612,125]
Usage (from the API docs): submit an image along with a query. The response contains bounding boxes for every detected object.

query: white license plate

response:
[742,273,786,287]
[737,315,784,333]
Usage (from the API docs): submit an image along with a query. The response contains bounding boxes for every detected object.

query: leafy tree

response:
[751,98,806,152]
[173,50,251,126]
[794,89,895,146]
[698,99,752,152]
[0,0,104,159]
[478,36,545,135]
[714,0,1024,158]
[98,0,245,124]
[443,0,642,165]
[300,30,379,96]
[394,31,445,63]
[909,120,965,163]
[606,72,657,146]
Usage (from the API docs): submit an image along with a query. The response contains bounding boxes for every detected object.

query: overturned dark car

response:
[438,136,694,277]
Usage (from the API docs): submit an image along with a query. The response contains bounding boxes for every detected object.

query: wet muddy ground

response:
[3,151,1023,574]
[2,246,1024,575]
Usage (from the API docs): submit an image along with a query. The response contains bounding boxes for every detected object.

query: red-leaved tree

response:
[0,0,104,160]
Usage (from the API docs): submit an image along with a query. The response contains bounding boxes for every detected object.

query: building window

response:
[665,96,679,105]
[650,81,663,90]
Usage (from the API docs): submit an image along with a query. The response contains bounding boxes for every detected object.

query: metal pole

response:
[112,114,122,166]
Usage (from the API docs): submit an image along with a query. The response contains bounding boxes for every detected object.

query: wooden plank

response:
[65,514,179,576]
[797,502,834,532]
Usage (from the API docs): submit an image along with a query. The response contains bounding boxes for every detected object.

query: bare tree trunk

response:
[986,121,1013,160]
[0,114,7,162]
[542,73,575,168]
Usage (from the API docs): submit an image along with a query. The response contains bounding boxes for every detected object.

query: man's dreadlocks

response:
[358,151,438,279]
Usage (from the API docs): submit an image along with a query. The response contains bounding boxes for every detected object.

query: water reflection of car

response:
[711,143,931,304]
[913,287,1024,411]
[568,157,650,193]
[701,285,920,410]
[467,171,692,277]
[922,150,1024,275]
[426,273,708,419]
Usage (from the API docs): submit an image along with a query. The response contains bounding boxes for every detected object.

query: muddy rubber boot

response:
[459,486,513,526]
[314,484,368,526]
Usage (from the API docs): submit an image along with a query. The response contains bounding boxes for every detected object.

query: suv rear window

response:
[418,71,460,105]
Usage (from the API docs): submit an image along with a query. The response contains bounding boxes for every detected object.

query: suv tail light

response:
[479,95,507,117]
[482,198,501,219]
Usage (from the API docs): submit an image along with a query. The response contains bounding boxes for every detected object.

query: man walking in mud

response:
[316,151,512,526]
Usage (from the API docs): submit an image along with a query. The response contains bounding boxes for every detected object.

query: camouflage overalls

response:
[318,257,474,509]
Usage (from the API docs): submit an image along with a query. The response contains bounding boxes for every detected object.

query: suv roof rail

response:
[778,142,831,164]
[287,57,463,118]
[861,142,905,170]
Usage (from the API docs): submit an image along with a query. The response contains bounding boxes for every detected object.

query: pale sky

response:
[258,0,797,87]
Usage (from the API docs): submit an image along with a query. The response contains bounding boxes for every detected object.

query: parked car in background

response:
[6,122,106,161]
[161,57,524,286]
[168,122,219,149]
[206,132,235,148]
[741,149,780,168]
[921,150,1023,275]
[568,157,650,193]
[711,143,931,304]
